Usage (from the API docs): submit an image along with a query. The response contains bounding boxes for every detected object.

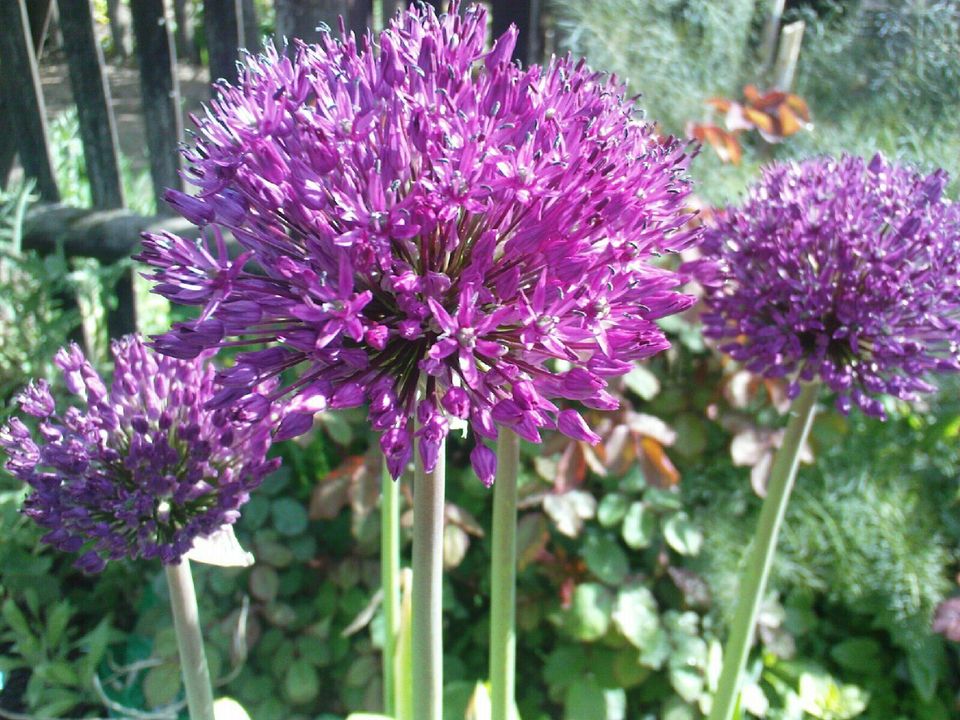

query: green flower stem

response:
[708,382,819,720]
[381,458,401,716]
[164,559,215,720]
[412,437,446,720]
[489,429,520,720]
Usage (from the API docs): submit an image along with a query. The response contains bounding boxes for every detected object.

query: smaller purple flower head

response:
[689,154,960,418]
[0,336,280,572]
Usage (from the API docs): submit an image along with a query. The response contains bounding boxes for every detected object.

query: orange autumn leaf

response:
[639,436,680,486]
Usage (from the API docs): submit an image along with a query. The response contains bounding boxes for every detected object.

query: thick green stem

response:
[489,430,520,720]
[708,383,819,720]
[381,458,401,716]
[164,559,215,720]
[412,437,446,720]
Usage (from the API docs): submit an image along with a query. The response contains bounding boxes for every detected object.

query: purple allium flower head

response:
[690,154,960,418]
[0,336,279,572]
[136,2,698,483]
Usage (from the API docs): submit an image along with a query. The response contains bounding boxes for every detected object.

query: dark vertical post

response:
[275,0,372,45]
[130,0,184,214]
[25,0,54,57]
[490,0,541,66]
[0,0,59,201]
[172,0,201,64]
[0,89,17,190]
[105,0,134,58]
[242,0,260,50]
[205,0,244,85]
[344,0,374,36]
[59,0,126,210]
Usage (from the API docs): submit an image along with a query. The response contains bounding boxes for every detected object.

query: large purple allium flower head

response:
[0,336,279,573]
[691,153,960,418]
[136,2,698,485]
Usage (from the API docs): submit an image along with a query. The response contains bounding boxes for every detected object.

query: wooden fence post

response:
[106,0,133,58]
[59,0,126,210]
[242,0,261,50]
[759,0,786,79]
[205,0,244,85]
[172,0,201,64]
[26,0,55,58]
[130,0,184,215]
[490,0,542,66]
[0,89,16,192]
[275,0,373,45]
[0,0,59,202]
[772,20,805,91]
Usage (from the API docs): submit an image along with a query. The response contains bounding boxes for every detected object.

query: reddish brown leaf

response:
[516,512,550,571]
[639,436,680,486]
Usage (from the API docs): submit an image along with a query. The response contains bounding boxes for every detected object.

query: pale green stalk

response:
[381,458,400,716]
[164,559,215,720]
[396,568,414,720]
[489,429,520,720]
[412,436,446,720]
[708,383,819,720]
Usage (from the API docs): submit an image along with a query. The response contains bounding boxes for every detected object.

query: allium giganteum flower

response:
[0,336,279,573]
[137,3,698,484]
[692,154,960,417]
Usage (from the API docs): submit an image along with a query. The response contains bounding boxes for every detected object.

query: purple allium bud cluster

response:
[691,154,960,418]
[137,3,698,485]
[0,336,279,572]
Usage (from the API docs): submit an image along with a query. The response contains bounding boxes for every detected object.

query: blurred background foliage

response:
[552,0,960,206]
[2,0,960,719]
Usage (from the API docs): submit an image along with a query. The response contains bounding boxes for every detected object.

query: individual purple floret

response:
[690,153,960,418]
[0,336,279,572]
[136,2,698,485]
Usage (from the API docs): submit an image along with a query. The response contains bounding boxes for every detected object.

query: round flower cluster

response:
[137,2,698,484]
[691,153,960,417]
[0,336,279,572]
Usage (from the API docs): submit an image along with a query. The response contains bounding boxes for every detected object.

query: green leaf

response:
[32,688,82,718]
[143,662,182,708]
[669,666,704,704]
[639,627,671,670]
[564,677,605,720]
[2,598,32,639]
[612,649,649,689]
[830,638,883,674]
[619,466,647,493]
[622,363,660,400]
[597,493,630,528]
[583,532,629,585]
[611,585,659,649]
[78,617,112,683]
[567,583,613,642]
[271,497,309,537]
[321,412,354,445]
[907,635,944,702]
[797,672,869,719]
[284,659,320,705]
[621,502,655,550]
[249,566,280,603]
[662,512,703,556]
[661,697,697,720]
[644,487,683,511]
[42,660,80,687]
[545,645,587,691]
[243,495,270,529]
[45,601,72,649]
[672,413,707,458]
